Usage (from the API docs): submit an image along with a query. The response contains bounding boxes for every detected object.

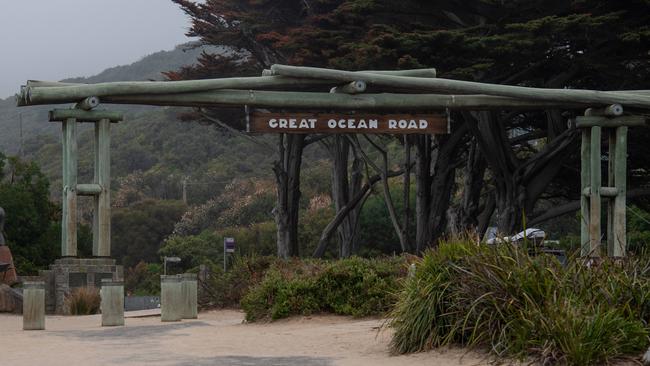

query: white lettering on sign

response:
[388,119,430,129]
[263,116,438,132]
[269,118,317,129]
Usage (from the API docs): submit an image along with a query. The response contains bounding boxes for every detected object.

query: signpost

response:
[247,111,449,134]
[223,237,235,271]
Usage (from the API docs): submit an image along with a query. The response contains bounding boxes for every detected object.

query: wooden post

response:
[100,279,124,326]
[61,118,77,257]
[589,126,602,257]
[161,275,183,322]
[93,119,111,257]
[23,282,45,330]
[580,129,591,256]
[181,273,198,319]
[607,130,616,256]
[613,126,628,257]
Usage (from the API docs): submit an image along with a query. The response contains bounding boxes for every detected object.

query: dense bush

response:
[241,256,408,321]
[200,255,277,308]
[124,261,161,296]
[65,287,101,315]
[389,239,650,365]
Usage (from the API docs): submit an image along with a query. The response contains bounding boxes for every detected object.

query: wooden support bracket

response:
[49,109,123,123]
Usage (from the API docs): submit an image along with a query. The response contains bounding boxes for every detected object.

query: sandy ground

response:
[0,310,493,366]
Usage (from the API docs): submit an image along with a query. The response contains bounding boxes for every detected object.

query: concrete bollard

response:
[100,279,124,326]
[181,273,198,319]
[23,281,45,330]
[160,275,182,322]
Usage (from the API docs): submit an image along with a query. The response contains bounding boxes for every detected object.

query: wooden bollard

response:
[181,273,198,319]
[160,275,182,322]
[23,281,45,330]
[100,279,124,326]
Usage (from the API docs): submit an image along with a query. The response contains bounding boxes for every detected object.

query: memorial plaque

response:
[248,111,449,134]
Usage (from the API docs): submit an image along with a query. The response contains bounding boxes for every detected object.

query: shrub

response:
[241,256,407,321]
[200,255,277,308]
[124,261,161,296]
[65,287,101,315]
[389,240,650,365]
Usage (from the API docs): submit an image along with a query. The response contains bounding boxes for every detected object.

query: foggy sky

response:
[0,0,194,97]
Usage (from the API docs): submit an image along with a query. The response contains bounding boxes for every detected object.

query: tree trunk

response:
[454,136,487,235]
[414,135,432,253]
[326,135,363,258]
[273,134,304,258]
[414,122,468,253]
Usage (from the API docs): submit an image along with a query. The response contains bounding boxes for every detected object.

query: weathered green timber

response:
[330,81,367,94]
[52,109,122,258]
[76,183,102,196]
[181,273,198,319]
[161,275,183,322]
[575,115,646,128]
[589,126,602,256]
[613,126,628,257]
[579,109,637,257]
[23,282,45,330]
[74,96,100,111]
[101,90,589,110]
[93,119,111,257]
[580,129,591,256]
[607,131,616,256]
[61,118,77,257]
[269,65,650,108]
[49,109,123,123]
[100,279,124,327]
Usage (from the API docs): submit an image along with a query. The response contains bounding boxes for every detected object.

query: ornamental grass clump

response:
[389,239,650,365]
[65,287,101,315]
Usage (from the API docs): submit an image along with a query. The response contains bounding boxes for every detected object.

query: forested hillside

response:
[0,43,227,154]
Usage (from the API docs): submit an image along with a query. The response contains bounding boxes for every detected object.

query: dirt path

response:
[0,310,492,366]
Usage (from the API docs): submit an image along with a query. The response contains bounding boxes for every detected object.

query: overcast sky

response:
[0,0,194,97]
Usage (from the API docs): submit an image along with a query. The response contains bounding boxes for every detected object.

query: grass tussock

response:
[388,239,650,365]
[65,287,101,315]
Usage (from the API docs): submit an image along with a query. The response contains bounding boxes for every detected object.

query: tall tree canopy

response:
[171,0,650,254]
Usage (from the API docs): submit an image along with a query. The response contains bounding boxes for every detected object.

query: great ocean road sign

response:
[248,111,449,134]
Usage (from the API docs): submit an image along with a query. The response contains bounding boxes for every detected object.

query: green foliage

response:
[0,155,59,274]
[111,199,187,268]
[241,256,407,321]
[389,239,650,365]
[200,255,277,308]
[124,261,161,296]
[65,287,101,315]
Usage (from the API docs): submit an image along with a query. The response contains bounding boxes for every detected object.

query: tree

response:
[111,199,187,267]
[171,0,650,251]
[0,154,59,273]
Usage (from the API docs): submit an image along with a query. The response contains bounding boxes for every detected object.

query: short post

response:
[181,273,198,319]
[160,275,182,322]
[100,279,124,327]
[23,281,45,330]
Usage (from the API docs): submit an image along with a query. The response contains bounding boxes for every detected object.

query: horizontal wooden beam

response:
[92,90,590,110]
[269,64,650,108]
[24,76,338,105]
[575,116,647,128]
[582,186,618,197]
[76,184,102,196]
[49,109,123,123]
